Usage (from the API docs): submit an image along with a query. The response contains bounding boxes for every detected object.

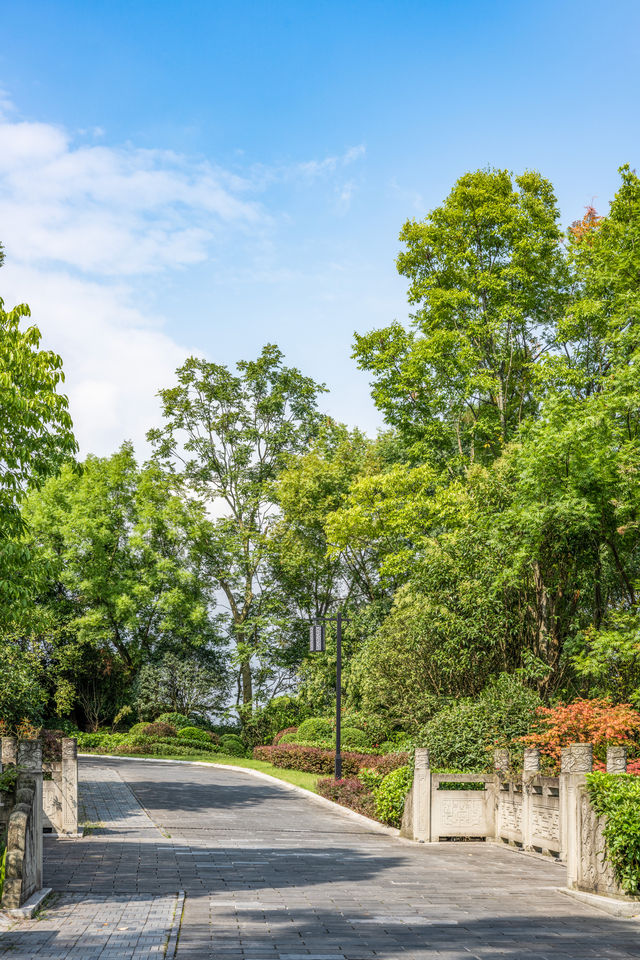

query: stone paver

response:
[4,757,639,959]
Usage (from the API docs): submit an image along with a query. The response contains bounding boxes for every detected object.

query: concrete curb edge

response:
[78,753,402,839]
[5,886,53,920]
[558,887,640,919]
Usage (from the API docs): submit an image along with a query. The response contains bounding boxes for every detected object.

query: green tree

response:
[149,345,326,708]
[353,168,567,465]
[0,297,77,618]
[136,652,227,720]
[19,444,224,723]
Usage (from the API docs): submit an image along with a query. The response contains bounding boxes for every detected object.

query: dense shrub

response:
[296,717,333,742]
[143,722,177,738]
[340,712,394,744]
[340,727,370,750]
[420,674,542,771]
[155,713,191,729]
[220,734,246,757]
[273,726,298,745]
[178,726,211,742]
[317,777,376,818]
[241,696,311,748]
[587,772,640,894]
[374,765,413,827]
[76,732,128,751]
[523,699,640,769]
[252,744,408,776]
[128,722,150,737]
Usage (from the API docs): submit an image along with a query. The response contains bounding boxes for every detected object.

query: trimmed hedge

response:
[296,717,333,742]
[317,777,376,819]
[178,726,211,742]
[252,744,408,776]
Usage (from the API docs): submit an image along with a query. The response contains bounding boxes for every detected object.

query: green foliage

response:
[0,765,19,794]
[419,674,542,771]
[353,168,567,461]
[296,717,333,742]
[149,345,326,707]
[136,653,226,720]
[340,727,370,750]
[0,297,77,620]
[240,696,311,749]
[586,772,640,894]
[0,647,47,725]
[178,726,211,743]
[220,734,246,756]
[374,764,413,827]
[155,713,192,729]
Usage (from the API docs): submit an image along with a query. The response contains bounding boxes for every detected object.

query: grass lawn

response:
[81,748,320,793]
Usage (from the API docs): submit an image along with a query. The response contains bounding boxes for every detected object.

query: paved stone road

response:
[3,757,640,959]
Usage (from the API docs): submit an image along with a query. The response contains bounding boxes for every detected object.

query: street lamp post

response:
[309,610,349,780]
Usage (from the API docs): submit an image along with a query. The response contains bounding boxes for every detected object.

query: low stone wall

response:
[1,740,43,910]
[404,742,638,903]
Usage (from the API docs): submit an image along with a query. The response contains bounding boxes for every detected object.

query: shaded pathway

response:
[2,757,639,959]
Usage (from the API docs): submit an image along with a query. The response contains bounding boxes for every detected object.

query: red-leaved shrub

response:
[317,776,376,819]
[252,743,408,776]
[522,699,640,769]
[142,722,178,738]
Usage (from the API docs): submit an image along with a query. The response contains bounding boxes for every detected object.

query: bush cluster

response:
[252,744,408,776]
[374,764,413,827]
[316,777,376,819]
[586,772,640,894]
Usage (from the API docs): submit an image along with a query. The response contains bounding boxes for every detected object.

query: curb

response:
[4,886,53,919]
[558,887,640,919]
[78,753,401,839]
[165,890,185,957]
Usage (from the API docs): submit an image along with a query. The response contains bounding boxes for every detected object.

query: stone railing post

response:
[492,748,509,841]
[1,736,18,766]
[413,748,432,842]
[61,738,78,834]
[606,746,627,773]
[564,743,593,888]
[17,739,43,891]
[522,747,540,850]
[493,748,509,773]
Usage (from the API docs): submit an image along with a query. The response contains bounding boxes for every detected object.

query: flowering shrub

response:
[522,699,640,768]
[15,719,41,740]
[316,777,376,819]
[252,744,408,776]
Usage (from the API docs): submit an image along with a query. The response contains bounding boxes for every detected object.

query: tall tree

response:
[353,168,568,466]
[0,295,77,618]
[20,444,224,721]
[149,345,326,708]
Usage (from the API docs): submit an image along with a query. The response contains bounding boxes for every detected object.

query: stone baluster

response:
[413,748,432,843]
[522,748,541,850]
[16,739,43,891]
[61,738,78,834]
[606,746,627,773]
[564,743,593,888]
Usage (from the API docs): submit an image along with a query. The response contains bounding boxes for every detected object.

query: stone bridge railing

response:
[0,740,43,911]
[402,743,634,902]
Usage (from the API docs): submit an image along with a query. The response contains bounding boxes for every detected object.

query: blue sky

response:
[1,0,639,454]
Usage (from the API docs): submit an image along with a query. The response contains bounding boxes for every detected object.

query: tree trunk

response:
[241,659,253,707]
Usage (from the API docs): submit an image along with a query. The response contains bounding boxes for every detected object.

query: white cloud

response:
[0,102,368,458]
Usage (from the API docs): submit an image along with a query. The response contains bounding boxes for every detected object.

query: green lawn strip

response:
[81,749,320,793]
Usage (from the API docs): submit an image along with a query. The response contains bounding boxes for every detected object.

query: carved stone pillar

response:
[413,748,432,842]
[522,748,541,850]
[606,746,627,773]
[61,738,78,834]
[564,743,593,888]
[17,739,43,890]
